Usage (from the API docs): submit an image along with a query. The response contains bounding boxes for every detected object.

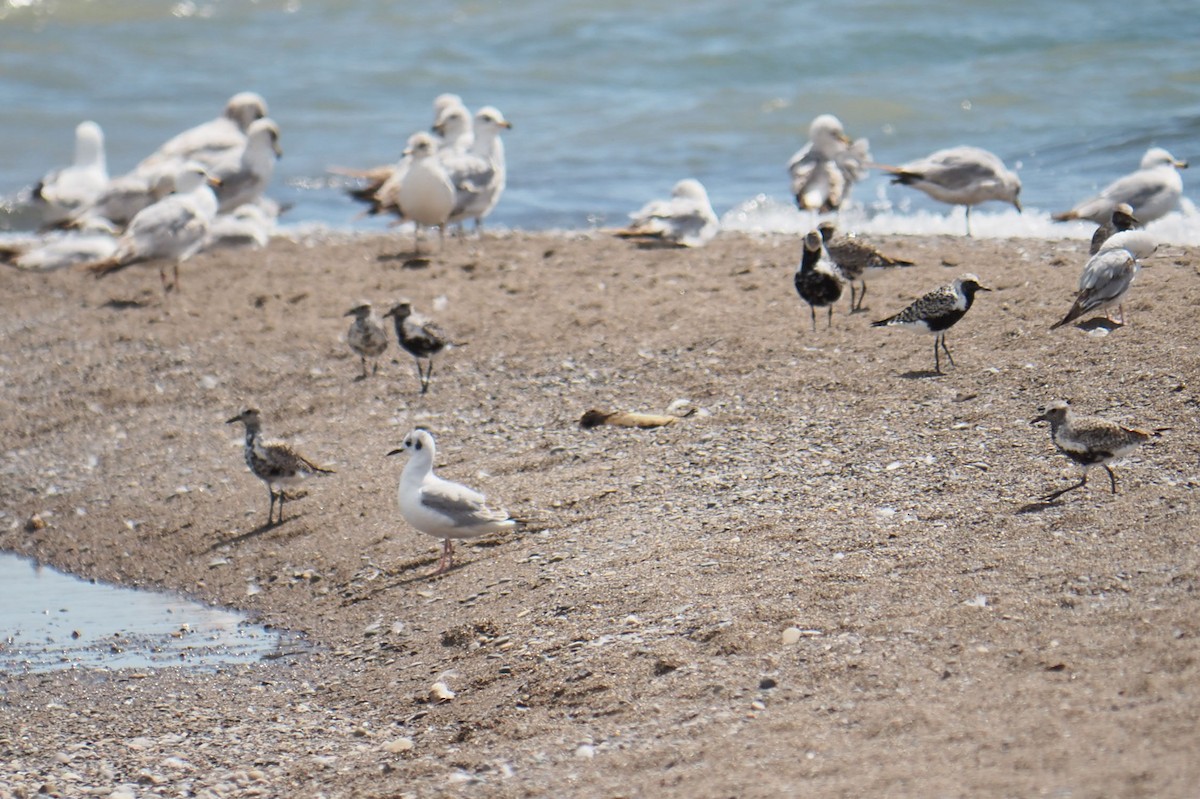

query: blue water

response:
[0,0,1198,241]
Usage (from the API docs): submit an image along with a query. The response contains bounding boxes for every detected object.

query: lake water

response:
[0,0,1197,242]
[0,553,291,672]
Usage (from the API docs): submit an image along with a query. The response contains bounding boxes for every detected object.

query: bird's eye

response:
[415,440,422,450]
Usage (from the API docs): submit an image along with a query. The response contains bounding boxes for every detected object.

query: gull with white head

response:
[1053,147,1188,225]
[387,429,521,575]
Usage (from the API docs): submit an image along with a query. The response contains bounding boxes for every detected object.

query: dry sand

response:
[2,229,1200,798]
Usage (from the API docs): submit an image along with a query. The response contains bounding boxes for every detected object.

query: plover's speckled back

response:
[226,408,334,524]
[344,300,389,380]
[1031,400,1156,501]
[871,273,991,374]
[1052,230,1157,330]
[817,222,914,312]
[793,229,846,330]
[383,300,456,393]
[387,429,521,575]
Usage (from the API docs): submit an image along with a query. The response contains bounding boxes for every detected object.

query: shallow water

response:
[0,0,1197,241]
[0,553,291,672]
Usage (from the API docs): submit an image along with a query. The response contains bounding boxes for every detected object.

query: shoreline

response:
[3,230,1199,797]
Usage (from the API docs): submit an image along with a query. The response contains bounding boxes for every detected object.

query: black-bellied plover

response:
[1089,203,1141,256]
[344,300,389,380]
[1031,400,1155,501]
[817,222,914,312]
[1051,230,1157,330]
[387,428,521,575]
[226,408,334,524]
[787,114,871,214]
[615,178,720,248]
[383,299,454,393]
[1053,147,1188,225]
[871,274,991,373]
[879,146,1022,236]
[83,161,219,293]
[793,229,846,330]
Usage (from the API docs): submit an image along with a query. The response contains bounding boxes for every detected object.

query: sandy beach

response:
[2,229,1199,798]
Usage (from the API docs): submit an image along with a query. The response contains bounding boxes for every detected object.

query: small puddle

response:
[0,553,297,672]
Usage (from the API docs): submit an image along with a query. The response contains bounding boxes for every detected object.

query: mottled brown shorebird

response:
[227,408,334,524]
[1031,400,1156,501]
[344,300,389,380]
[818,222,914,312]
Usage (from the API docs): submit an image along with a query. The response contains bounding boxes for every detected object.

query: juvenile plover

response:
[226,408,334,524]
[615,178,720,248]
[1031,400,1155,501]
[1089,203,1141,256]
[871,274,991,374]
[1053,147,1188,225]
[387,428,521,575]
[879,146,1022,236]
[793,229,846,330]
[383,299,455,393]
[786,114,871,213]
[817,222,914,312]
[1051,230,1157,330]
[344,300,389,379]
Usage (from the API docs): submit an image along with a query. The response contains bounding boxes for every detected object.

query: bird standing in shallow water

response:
[227,408,334,525]
[1031,400,1156,502]
[344,301,389,380]
[871,274,991,374]
[793,229,846,330]
[387,429,521,575]
[383,300,455,393]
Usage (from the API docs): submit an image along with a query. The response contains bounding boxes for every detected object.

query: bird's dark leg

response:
[1105,465,1119,494]
[809,305,817,332]
[421,359,435,393]
[964,205,973,237]
[849,284,859,312]
[359,356,368,380]
[940,334,956,368]
[173,263,181,293]
[826,305,834,328]
[267,487,277,525]
[856,281,868,312]
[411,357,425,391]
[277,490,286,522]
[1042,473,1088,502]
[933,335,942,374]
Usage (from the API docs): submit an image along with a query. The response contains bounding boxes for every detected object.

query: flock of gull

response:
[4,95,1188,572]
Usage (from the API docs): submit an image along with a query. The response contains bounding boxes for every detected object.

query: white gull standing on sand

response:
[786,114,870,214]
[378,132,456,252]
[209,118,282,214]
[615,178,720,248]
[387,429,521,575]
[1050,230,1158,330]
[83,161,219,292]
[880,146,1022,236]
[1053,147,1188,225]
[445,106,511,232]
